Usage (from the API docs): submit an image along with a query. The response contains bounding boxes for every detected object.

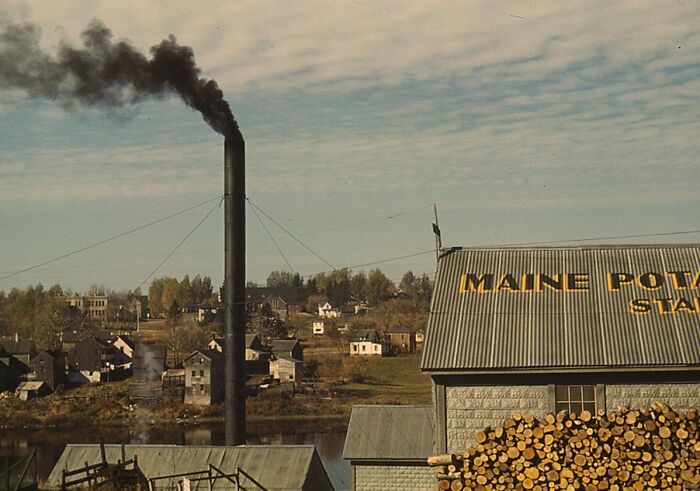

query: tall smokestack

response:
[224,131,246,446]
[1,18,247,442]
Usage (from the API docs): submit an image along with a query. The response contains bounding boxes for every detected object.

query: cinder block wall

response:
[446,385,549,452]
[605,383,700,412]
[444,383,700,453]
[354,464,435,491]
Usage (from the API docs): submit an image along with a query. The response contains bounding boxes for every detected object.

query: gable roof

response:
[31,350,63,362]
[343,405,434,461]
[421,245,700,373]
[210,334,262,350]
[46,444,334,491]
[111,335,135,349]
[184,349,223,363]
[271,339,300,353]
[350,329,380,343]
[0,340,36,355]
[247,287,301,305]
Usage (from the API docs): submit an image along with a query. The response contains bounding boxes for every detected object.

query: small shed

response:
[16,380,50,400]
[312,322,325,336]
[343,405,435,491]
[270,356,303,384]
[45,444,335,491]
[183,349,224,405]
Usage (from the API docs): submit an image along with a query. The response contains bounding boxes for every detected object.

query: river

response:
[0,425,350,490]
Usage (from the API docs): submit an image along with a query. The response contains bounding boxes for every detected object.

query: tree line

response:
[147,274,214,318]
[260,268,433,309]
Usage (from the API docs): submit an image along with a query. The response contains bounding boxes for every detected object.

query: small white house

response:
[312,322,325,336]
[350,329,388,357]
[318,302,341,318]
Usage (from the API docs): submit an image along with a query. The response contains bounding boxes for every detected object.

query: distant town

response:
[0,268,433,426]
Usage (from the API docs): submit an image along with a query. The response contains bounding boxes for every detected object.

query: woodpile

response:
[429,403,699,490]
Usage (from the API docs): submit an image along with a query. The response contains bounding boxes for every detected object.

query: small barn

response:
[183,349,224,405]
[30,350,65,390]
[45,444,335,491]
[422,245,700,453]
[312,321,325,336]
[343,405,435,491]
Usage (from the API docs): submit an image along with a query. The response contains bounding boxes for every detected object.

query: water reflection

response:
[0,425,350,491]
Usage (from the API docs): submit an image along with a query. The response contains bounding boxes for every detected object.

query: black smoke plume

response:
[0,19,239,137]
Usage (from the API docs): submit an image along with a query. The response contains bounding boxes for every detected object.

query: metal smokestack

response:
[224,133,246,446]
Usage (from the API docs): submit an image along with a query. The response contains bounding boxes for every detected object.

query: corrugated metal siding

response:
[422,246,700,372]
[45,445,331,491]
[342,405,434,460]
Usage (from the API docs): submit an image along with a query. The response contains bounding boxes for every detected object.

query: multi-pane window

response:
[555,385,597,414]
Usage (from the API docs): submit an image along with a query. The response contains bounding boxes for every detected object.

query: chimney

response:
[224,134,246,446]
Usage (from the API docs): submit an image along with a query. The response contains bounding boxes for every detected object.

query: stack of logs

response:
[429,403,699,490]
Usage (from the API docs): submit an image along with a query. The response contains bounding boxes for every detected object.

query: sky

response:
[1,1,699,294]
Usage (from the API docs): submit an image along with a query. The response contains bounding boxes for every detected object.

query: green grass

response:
[334,354,432,405]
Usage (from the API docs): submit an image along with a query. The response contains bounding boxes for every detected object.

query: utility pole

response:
[433,203,442,260]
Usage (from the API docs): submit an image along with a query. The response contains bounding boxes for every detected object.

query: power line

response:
[249,201,295,273]
[346,250,436,270]
[246,198,336,271]
[0,196,223,283]
[135,198,223,292]
[489,228,700,248]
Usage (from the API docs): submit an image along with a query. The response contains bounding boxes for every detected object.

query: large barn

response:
[421,245,700,453]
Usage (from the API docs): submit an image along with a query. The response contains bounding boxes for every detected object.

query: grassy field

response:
[333,354,432,405]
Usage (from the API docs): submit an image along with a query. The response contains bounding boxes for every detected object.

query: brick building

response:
[421,245,700,453]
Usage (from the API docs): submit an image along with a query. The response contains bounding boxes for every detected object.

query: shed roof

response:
[46,444,334,491]
[343,405,434,461]
[421,246,700,373]
[17,381,46,391]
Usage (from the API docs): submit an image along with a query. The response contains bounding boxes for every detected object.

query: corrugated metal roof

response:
[421,246,700,372]
[46,444,333,491]
[342,405,434,460]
